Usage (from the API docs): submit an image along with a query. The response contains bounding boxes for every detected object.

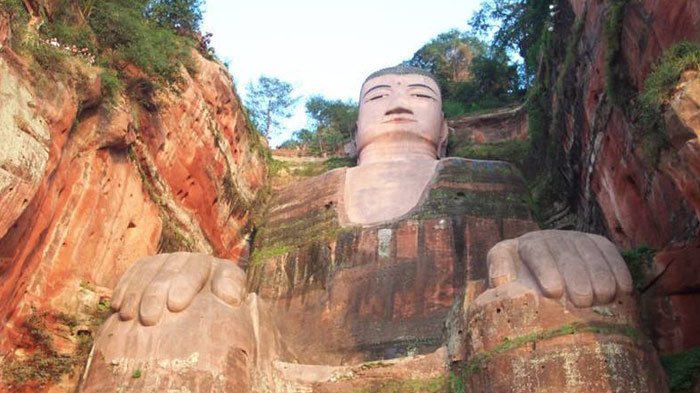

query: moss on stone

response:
[451,140,530,172]
[641,42,700,110]
[413,187,531,221]
[1,309,79,389]
[661,347,700,393]
[620,244,656,291]
[437,159,525,185]
[158,214,195,253]
[636,41,700,166]
[127,145,197,252]
[351,376,448,393]
[604,0,634,109]
[457,321,643,382]
[258,205,342,249]
[249,245,291,266]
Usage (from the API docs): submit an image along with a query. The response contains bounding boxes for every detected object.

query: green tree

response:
[245,76,298,138]
[145,0,203,35]
[407,30,484,86]
[468,0,551,79]
[406,29,523,117]
[305,96,357,155]
[278,96,358,155]
[279,128,315,149]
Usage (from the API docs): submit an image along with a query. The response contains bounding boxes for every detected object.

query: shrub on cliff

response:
[641,41,700,110]
[627,41,700,167]
[145,0,203,36]
[2,0,202,86]
[0,0,28,49]
[89,0,193,83]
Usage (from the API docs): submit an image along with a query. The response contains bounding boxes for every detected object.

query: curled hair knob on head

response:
[363,64,440,87]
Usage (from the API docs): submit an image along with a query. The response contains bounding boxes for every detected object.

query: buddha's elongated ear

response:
[438,118,449,158]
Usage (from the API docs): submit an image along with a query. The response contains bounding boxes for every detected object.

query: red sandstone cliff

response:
[548,0,700,354]
[0,11,266,390]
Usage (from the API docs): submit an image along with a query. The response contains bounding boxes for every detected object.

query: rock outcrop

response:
[448,105,528,145]
[0,26,266,390]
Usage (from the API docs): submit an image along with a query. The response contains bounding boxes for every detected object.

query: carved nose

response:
[385,107,413,116]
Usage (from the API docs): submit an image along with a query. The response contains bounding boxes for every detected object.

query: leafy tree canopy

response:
[245,76,298,138]
[407,29,485,87]
[145,0,203,35]
[406,29,524,118]
[279,96,357,155]
[469,0,552,79]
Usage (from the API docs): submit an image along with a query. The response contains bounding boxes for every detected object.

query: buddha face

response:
[356,73,447,155]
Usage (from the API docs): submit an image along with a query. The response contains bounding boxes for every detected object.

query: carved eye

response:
[368,94,386,101]
[413,94,434,99]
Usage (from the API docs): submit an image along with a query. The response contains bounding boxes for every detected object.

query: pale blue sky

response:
[202,0,482,145]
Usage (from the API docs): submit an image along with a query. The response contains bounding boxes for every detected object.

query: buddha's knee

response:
[79,253,277,393]
[452,231,668,393]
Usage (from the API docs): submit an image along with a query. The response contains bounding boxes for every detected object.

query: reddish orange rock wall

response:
[448,105,528,145]
[0,44,267,382]
[547,0,700,354]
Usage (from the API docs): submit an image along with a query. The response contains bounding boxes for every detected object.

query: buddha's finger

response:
[117,254,168,320]
[487,239,519,288]
[518,234,564,299]
[167,253,212,312]
[546,233,594,308]
[573,235,616,305]
[112,254,166,310]
[211,259,247,306]
[138,253,190,325]
[588,234,634,294]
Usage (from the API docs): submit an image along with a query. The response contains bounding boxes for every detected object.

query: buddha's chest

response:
[247,159,539,363]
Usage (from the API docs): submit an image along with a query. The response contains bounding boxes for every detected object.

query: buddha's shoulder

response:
[434,157,526,185]
[265,167,346,226]
[408,157,532,220]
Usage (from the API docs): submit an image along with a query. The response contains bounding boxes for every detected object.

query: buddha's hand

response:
[486,230,633,307]
[110,252,247,326]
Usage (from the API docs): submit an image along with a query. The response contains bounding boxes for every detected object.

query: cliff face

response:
[0,12,266,389]
[448,105,528,145]
[549,0,700,353]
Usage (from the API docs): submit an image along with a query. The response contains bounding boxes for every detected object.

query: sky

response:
[202,0,483,146]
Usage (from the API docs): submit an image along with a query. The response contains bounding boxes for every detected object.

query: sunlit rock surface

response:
[549,0,700,354]
[0,42,266,391]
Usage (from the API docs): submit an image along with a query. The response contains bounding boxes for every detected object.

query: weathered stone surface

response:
[448,105,528,144]
[641,241,700,353]
[546,0,700,354]
[81,254,279,393]
[249,158,538,365]
[0,59,52,239]
[0,46,266,391]
[462,285,667,392]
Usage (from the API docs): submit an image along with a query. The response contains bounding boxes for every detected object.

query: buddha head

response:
[355,64,448,162]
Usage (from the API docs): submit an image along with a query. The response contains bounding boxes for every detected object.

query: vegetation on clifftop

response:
[1,0,209,101]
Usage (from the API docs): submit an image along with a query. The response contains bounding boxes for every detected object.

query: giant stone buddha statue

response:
[80,65,667,392]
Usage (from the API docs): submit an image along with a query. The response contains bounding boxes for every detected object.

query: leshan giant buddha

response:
[80,65,666,392]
